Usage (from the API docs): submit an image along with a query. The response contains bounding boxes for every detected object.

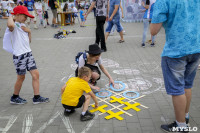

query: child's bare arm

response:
[88,91,98,108]
[61,84,66,95]
[21,26,31,43]
[7,16,15,31]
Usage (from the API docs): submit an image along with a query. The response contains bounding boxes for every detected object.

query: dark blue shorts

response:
[161,53,200,95]
[13,52,37,75]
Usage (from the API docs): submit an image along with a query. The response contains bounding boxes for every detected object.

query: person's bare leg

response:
[82,94,91,112]
[185,89,192,113]
[172,94,187,122]
[119,31,124,41]
[105,32,110,42]
[29,69,40,95]
[14,75,25,95]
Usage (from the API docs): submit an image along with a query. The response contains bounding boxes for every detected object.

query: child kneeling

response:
[61,66,98,121]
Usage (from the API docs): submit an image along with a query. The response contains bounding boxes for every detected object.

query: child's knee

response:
[92,72,99,80]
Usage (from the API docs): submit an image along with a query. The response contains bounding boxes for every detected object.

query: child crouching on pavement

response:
[61,66,98,121]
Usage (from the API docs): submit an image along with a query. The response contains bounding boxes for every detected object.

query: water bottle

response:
[63,28,67,36]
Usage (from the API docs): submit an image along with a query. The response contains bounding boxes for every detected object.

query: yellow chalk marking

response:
[90,104,108,113]
[110,96,125,104]
[105,110,124,120]
[123,102,141,112]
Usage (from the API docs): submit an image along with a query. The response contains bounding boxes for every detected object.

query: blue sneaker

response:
[10,96,27,105]
[33,96,49,104]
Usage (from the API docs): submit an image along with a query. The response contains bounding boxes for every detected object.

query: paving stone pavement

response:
[0,11,200,133]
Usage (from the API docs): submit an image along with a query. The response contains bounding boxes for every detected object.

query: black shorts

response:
[44,11,48,19]
[62,95,85,110]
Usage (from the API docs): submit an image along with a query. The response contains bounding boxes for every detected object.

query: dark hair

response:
[146,0,150,5]
[63,3,68,11]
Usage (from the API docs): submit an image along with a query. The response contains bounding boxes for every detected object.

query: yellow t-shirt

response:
[61,77,91,106]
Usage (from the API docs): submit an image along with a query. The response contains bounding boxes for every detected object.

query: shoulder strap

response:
[83,51,87,64]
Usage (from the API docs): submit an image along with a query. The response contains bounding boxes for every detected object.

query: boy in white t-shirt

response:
[7,5,49,104]
[1,0,9,16]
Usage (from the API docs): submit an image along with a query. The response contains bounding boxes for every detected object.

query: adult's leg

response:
[172,94,187,122]
[95,16,101,45]
[29,69,40,95]
[185,89,191,113]
[14,75,25,95]
[99,16,106,50]
[142,19,149,43]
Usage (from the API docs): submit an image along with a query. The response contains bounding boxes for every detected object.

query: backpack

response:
[75,51,87,64]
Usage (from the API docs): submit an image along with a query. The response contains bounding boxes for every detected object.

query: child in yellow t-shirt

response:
[61,66,98,121]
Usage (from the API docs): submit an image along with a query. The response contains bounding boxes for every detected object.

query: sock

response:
[12,94,19,98]
[176,120,187,127]
[65,109,71,112]
[81,112,86,115]
[185,112,189,119]
[34,95,40,99]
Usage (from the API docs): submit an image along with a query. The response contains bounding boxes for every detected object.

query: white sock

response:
[185,112,189,119]
[81,112,86,115]
[176,120,187,127]
[65,109,71,112]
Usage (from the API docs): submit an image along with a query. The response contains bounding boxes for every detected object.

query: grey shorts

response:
[13,52,37,75]
[51,9,57,19]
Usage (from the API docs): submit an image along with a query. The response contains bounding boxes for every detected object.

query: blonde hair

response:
[78,66,91,78]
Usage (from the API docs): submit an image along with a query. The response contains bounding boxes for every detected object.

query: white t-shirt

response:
[35,2,43,10]
[1,1,9,10]
[11,22,31,56]
[42,2,48,11]
[71,7,77,12]
[78,53,102,68]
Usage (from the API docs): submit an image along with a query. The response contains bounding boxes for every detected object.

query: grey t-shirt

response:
[93,0,108,16]
[78,53,102,68]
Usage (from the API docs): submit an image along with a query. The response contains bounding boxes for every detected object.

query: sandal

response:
[118,40,125,43]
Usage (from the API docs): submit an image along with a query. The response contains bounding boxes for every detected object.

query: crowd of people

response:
[1,0,200,132]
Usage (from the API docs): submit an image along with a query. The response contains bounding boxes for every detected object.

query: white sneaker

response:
[34,25,38,29]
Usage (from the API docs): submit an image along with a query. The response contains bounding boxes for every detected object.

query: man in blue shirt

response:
[150,0,200,132]
[24,0,38,29]
[105,0,124,43]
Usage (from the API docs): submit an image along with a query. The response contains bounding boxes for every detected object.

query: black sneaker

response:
[80,111,95,121]
[141,43,145,48]
[186,118,189,126]
[161,121,189,133]
[64,109,75,116]
[101,48,107,52]
[10,96,27,105]
[33,96,49,104]
[150,43,155,47]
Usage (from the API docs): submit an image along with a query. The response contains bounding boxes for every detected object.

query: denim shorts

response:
[13,52,37,75]
[106,18,123,33]
[81,18,85,22]
[161,53,200,95]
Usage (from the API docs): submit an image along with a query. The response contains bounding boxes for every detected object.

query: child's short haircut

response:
[78,66,91,78]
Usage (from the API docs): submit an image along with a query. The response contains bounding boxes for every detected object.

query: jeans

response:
[142,19,155,43]
[161,53,200,95]
[96,16,106,50]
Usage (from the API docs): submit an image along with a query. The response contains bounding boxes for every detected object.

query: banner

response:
[122,0,146,22]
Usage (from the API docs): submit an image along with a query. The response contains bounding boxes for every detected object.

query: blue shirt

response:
[80,10,84,19]
[152,0,200,58]
[143,3,155,19]
[109,0,120,20]
[24,0,34,11]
